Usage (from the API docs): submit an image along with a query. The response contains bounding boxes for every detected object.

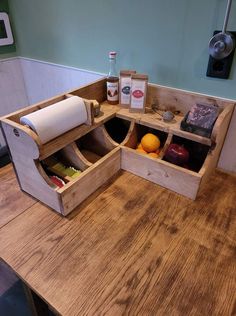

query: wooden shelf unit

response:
[1,78,235,215]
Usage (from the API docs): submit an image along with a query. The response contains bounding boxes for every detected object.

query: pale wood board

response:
[80,149,102,164]
[77,125,117,157]
[146,82,236,114]
[121,147,201,200]
[59,147,121,215]
[0,164,36,229]
[71,77,107,103]
[1,122,63,213]
[199,103,234,189]
[61,142,92,171]
[0,168,235,315]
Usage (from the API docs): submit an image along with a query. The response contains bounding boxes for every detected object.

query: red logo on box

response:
[132,90,144,98]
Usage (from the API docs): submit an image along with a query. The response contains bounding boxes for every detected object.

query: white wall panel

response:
[0,58,29,145]
[20,58,103,104]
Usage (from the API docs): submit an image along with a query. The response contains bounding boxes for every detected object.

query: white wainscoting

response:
[20,57,103,104]
[0,57,29,145]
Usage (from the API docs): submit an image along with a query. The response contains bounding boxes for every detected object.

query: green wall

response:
[8,0,236,99]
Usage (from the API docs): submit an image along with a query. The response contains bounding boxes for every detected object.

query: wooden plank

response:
[121,147,201,199]
[70,77,107,103]
[146,82,236,114]
[1,122,63,214]
[199,103,234,188]
[60,142,92,171]
[0,170,235,316]
[78,125,117,157]
[59,147,121,215]
[0,164,37,229]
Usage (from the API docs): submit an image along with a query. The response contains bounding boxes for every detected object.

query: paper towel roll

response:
[20,96,88,144]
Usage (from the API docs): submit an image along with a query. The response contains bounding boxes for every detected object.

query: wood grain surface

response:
[0,164,36,228]
[0,165,235,316]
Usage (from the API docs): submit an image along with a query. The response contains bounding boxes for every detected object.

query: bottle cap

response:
[109,51,117,59]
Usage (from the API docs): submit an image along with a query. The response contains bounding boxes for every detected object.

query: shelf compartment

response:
[104,117,131,144]
[117,107,212,146]
[121,122,210,199]
[123,122,168,158]
[76,125,118,163]
[41,144,88,186]
[163,135,210,173]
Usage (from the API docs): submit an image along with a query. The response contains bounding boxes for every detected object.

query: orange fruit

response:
[136,148,147,155]
[148,152,159,158]
[141,133,160,153]
[156,148,161,154]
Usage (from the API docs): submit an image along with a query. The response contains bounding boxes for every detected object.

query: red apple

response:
[164,143,189,166]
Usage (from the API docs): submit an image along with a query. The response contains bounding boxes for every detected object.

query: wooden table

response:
[0,164,235,316]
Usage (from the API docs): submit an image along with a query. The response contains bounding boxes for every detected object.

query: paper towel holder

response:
[15,94,97,154]
[65,94,95,126]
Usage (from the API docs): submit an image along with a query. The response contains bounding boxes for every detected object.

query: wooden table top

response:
[0,164,37,229]
[0,164,235,316]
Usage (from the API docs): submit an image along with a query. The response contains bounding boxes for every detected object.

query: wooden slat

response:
[121,147,201,199]
[60,142,92,171]
[199,102,234,188]
[59,147,121,215]
[70,77,107,103]
[146,82,236,114]
[0,164,37,228]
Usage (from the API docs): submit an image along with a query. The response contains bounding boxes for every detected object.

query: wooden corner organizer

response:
[1,78,235,215]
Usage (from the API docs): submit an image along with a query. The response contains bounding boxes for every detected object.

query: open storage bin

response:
[104,117,131,144]
[76,125,118,163]
[1,78,235,214]
[0,87,122,215]
[123,122,168,157]
[35,125,121,214]
[163,135,210,173]
[120,112,231,199]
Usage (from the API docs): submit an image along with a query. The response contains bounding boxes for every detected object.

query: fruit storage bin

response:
[1,78,235,214]
[121,123,200,199]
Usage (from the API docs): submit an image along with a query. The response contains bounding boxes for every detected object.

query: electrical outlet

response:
[206,30,236,79]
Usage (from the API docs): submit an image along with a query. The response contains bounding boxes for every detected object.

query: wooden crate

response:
[1,78,235,215]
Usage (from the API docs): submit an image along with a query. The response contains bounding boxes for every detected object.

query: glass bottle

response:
[107,51,119,105]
